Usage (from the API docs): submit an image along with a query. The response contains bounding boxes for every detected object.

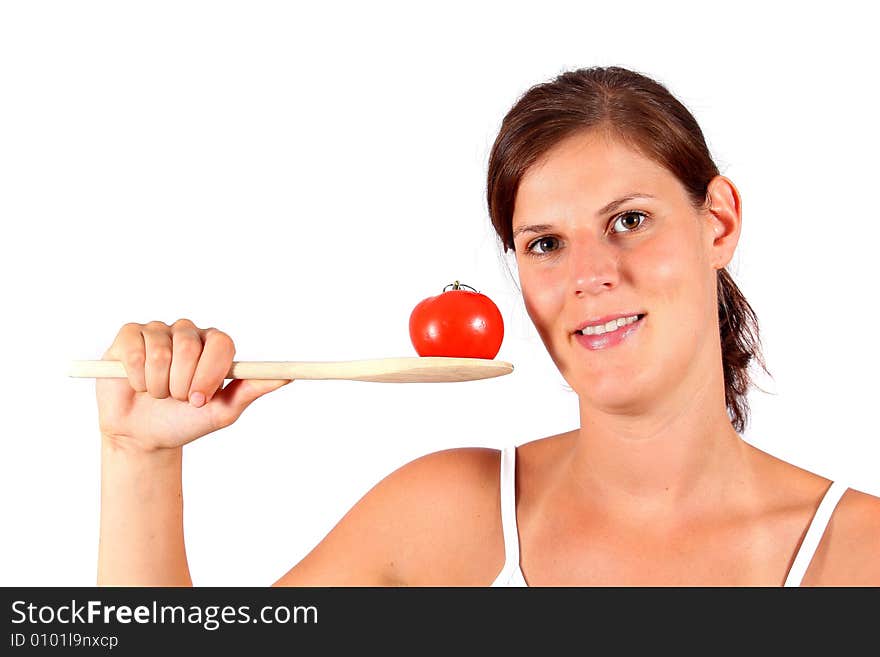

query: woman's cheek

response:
[639,237,696,308]
[521,271,567,346]
[639,241,713,366]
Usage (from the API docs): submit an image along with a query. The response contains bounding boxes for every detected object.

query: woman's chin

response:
[568,375,652,414]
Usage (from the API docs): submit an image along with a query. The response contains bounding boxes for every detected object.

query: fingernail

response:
[189,391,205,407]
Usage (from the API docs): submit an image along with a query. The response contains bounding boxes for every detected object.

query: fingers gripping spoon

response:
[68,357,514,383]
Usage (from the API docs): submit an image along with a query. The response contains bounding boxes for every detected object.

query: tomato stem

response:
[444,281,478,293]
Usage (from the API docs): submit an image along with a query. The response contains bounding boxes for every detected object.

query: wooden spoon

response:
[68,357,514,383]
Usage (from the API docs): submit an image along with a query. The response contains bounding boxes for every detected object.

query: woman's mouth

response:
[573,313,646,351]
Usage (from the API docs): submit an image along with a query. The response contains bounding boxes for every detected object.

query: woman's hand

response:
[96,318,291,453]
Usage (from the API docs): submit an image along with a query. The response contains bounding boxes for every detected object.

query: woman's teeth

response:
[578,314,641,336]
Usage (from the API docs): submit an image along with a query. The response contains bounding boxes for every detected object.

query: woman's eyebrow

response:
[512,223,554,240]
[598,192,656,216]
[512,193,656,240]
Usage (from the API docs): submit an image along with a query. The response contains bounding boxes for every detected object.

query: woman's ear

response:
[704,175,742,270]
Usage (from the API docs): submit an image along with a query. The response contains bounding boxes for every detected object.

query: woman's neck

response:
[567,366,752,523]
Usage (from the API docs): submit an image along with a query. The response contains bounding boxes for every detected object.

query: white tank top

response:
[490,446,849,587]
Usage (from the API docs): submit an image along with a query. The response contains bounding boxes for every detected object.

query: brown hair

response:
[486,66,768,433]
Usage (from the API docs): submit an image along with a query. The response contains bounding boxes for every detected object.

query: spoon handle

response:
[68,357,514,383]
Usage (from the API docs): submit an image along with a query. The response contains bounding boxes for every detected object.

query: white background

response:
[1,1,877,586]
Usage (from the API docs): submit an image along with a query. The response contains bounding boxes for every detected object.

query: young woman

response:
[95,66,880,587]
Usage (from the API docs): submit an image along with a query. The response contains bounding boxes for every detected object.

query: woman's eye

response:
[526,236,560,255]
[522,213,647,255]
[610,210,647,233]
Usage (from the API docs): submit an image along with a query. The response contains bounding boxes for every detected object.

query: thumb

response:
[210,378,293,419]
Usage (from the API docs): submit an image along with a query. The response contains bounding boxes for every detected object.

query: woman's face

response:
[511,130,732,414]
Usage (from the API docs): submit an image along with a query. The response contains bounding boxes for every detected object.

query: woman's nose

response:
[568,237,620,297]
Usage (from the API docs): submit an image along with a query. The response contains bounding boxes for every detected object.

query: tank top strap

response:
[491,446,524,585]
[783,481,849,587]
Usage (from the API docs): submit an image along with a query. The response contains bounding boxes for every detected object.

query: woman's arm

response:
[94,319,289,585]
[97,440,190,586]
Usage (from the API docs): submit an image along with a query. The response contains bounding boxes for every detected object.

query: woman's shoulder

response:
[374,446,504,521]
[274,446,506,586]
[368,446,506,585]
[807,484,880,586]
[748,444,880,585]
[382,430,575,502]
[378,446,503,505]
[377,434,574,583]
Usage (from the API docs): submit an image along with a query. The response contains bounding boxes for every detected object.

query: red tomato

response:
[409,281,504,359]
